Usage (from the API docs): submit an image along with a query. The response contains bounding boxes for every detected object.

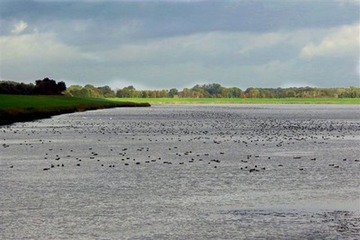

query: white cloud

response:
[300,23,359,59]
[11,20,28,34]
[0,32,83,64]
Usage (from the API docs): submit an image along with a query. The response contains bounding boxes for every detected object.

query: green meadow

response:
[109,97,360,105]
[0,95,150,109]
[0,95,150,125]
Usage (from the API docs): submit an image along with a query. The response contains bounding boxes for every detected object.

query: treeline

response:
[64,85,115,98]
[2,80,359,98]
[0,78,66,95]
[68,83,359,99]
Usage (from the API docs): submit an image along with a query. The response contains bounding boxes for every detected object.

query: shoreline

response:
[1,95,358,126]
[108,97,360,105]
[0,103,151,126]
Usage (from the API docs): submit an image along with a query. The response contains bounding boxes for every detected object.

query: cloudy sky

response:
[0,0,359,90]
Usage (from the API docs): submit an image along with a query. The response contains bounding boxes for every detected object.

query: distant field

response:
[109,97,360,104]
[0,95,150,125]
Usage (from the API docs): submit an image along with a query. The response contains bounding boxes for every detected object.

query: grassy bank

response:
[109,97,360,104]
[0,95,150,125]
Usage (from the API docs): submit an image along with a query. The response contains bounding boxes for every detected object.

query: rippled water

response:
[1,104,359,239]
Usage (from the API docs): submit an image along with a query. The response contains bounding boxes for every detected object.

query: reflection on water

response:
[1,104,359,239]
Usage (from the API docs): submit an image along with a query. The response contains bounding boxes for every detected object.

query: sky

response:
[0,0,359,90]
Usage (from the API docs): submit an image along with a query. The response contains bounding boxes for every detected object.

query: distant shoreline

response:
[108,97,360,105]
[0,95,150,126]
[1,95,358,126]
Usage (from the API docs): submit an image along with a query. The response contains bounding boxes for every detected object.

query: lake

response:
[1,104,359,239]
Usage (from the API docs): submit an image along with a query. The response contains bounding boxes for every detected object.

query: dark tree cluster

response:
[0,81,35,95]
[33,78,66,95]
[0,78,66,95]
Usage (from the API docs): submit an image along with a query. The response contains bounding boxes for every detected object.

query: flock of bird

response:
[1,108,359,174]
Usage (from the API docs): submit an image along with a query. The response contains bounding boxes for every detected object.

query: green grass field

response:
[109,97,360,104]
[0,95,150,125]
[0,95,149,110]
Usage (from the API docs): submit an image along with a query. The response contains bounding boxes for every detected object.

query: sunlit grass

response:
[0,95,150,125]
[0,95,150,109]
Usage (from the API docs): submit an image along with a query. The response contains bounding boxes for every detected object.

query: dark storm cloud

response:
[1,0,359,88]
[1,0,357,37]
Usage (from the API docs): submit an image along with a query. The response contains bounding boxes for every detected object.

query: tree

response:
[141,90,150,98]
[203,83,222,96]
[339,86,360,98]
[33,77,66,95]
[168,88,178,98]
[57,81,66,93]
[116,86,139,98]
[0,81,34,94]
[229,87,243,98]
[97,86,115,98]
[83,84,102,98]
[64,85,82,97]
[245,87,259,98]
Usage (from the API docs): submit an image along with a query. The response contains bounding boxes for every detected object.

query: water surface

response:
[1,104,359,239]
